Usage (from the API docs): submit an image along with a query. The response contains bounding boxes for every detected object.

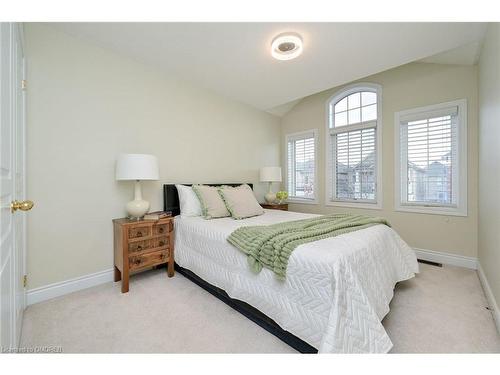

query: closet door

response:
[0,22,29,351]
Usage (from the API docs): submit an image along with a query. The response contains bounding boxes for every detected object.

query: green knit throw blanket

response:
[227,214,390,279]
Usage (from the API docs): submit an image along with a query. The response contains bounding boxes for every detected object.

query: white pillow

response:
[175,184,202,217]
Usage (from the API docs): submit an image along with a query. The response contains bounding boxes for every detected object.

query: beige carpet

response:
[20,263,500,353]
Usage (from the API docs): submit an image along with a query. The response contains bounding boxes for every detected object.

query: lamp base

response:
[264,192,277,204]
[126,199,150,219]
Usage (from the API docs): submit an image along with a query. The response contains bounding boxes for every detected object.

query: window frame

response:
[325,83,383,210]
[285,129,319,205]
[394,99,468,217]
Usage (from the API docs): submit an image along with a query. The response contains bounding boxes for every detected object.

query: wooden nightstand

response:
[113,217,174,293]
[261,203,288,211]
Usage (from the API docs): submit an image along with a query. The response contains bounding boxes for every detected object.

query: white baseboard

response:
[27,268,114,306]
[413,248,478,269]
[23,248,483,306]
[477,262,500,335]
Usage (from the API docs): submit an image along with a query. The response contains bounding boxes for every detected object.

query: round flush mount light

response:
[271,33,303,61]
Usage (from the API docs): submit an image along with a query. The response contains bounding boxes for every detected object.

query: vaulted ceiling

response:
[50,23,487,115]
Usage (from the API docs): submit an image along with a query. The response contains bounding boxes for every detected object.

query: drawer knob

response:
[136,231,143,237]
[159,241,165,247]
[134,259,141,265]
[159,227,164,233]
[137,245,142,250]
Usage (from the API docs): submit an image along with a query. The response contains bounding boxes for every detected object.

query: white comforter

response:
[174,209,418,353]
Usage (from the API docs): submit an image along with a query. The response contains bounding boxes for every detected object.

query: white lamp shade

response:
[116,154,159,181]
[260,167,282,182]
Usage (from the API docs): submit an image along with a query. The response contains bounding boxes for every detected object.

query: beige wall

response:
[478,24,500,306]
[25,24,281,289]
[281,62,478,257]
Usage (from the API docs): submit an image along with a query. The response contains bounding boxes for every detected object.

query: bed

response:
[164,184,419,353]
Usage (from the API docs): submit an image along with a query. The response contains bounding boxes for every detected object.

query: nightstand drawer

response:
[153,222,171,235]
[128,239,155,253]
[155,236,170,248]
[128,225,151,239]
[129,250,169,270]
[128,237,170,254]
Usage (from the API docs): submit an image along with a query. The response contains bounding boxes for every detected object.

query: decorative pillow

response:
[218,184,264,220]
[192,185,231,219]
[175,184,202,217]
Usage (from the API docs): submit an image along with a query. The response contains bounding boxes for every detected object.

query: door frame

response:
[18,22,27,339]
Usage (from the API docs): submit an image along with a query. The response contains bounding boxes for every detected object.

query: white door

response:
[0,22,29,351]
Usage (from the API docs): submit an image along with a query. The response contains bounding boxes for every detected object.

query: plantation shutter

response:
[399,106,458,206]
[287,132,316,200]
[333,127,376,201]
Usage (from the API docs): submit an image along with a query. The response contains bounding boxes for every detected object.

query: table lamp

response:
[260,167,282,204]
[116,154,159,219]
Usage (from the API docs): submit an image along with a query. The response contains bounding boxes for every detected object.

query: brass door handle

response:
[11,200,34,213]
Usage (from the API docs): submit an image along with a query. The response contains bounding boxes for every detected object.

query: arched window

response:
[326,83,382,208]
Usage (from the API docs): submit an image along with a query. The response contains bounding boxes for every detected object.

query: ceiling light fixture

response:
[271,33,303,61]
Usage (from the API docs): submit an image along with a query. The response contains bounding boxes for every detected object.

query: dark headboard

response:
[163,183,253,216]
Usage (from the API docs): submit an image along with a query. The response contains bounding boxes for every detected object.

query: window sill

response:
[325,200,382,210]
[287,198,319,205]
[395,204,467,217]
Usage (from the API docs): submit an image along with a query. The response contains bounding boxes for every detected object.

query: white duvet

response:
[174,209,418,353]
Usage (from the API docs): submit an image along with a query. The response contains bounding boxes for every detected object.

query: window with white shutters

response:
[326,84,382,208]
[395,100,467,216]
[286,130,317,202]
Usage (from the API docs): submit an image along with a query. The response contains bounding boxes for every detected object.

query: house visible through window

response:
[326,84,382,208]
[396,99,467,216]
[286,130,317,202]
